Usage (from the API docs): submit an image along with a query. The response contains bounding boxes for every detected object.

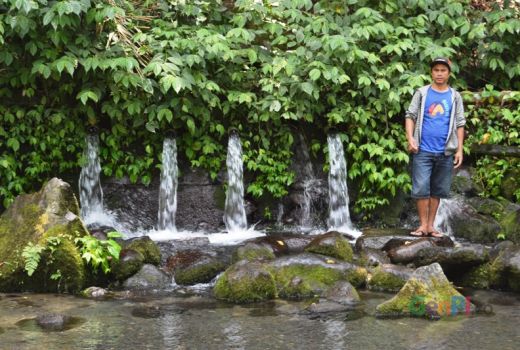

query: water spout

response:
[224,132,247,232]
[327,133,360,237]
[158,137,178,231]
[79,134,104,220]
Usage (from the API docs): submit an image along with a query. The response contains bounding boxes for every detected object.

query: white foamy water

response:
[158,138,178,231]
[79,134,104,219]
[143,228,265,246]
[327,134,361,239]
[434,197,461,237]
[224,132,248,233]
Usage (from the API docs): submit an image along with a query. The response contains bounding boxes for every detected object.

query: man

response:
[405,57,466,237]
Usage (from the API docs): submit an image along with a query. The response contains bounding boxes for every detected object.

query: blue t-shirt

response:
[420,87,452,153]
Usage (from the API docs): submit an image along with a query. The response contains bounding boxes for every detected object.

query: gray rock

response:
[368,264,414,292]
[36,313,71,331]
[122,264,171,290]
[451,204,501,243]
[324,281,360,305]
[387,238,436,264]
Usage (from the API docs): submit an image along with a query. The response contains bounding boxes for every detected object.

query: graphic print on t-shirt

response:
[420,88,452,153]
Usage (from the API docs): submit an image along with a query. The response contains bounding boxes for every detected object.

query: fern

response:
[21,243,45,276]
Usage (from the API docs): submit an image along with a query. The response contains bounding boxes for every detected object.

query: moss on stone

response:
[111,249,145,282]
[368,267,406,292]
[0,204,86,293]
[175,260,225,285]
[213,262,276,303]
[347,267,368,288]
[233,243,275,262]
[127,237,161,265]
[305,233,353,262]
[272,264,348,299]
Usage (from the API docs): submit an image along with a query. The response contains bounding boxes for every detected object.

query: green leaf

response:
[7,138,20,151]
[309,69,321,81]
[301,82,314,95]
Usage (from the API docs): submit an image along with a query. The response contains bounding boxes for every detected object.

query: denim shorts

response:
[411,151,453,198]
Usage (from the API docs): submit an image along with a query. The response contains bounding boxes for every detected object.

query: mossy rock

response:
[458,262,504,289]
[272,264,348,299]
[499,209,520,244]
[111,249,145,282]
[268,253,367,299]
[304,231,353,262]
[468,197,504,216]
[0,178,88,293]
[233,243,275,262]
[376,263,476,319]
[368,264,413,293]
[214,260,276,303]
[174,254,225,285]
[126,236,161,265]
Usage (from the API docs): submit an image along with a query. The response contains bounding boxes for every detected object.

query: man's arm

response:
[454,126,464,168]
[406,118,418,153]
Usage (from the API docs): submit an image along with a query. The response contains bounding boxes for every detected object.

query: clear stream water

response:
[1,288,518,350]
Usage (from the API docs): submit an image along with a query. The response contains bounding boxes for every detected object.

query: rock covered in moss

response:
[268,253,366,299]
[304,231,353,261]
[368,264,414,292]
[376,263,476,319]
[499,208,520,244]
[169,250,226,285]
[126,236,161,265]
[111,249,145,281]
[0,178,88,293]
[214,260,276,303]
[233,242,275,262]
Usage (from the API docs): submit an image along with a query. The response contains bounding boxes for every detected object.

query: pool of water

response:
[0,288,519,350]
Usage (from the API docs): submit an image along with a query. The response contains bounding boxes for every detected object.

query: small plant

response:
[75,231,123,274]
[21,242,45,276]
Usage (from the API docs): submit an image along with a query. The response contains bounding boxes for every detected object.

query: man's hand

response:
[454,150,463,168]
[407,138,419,154]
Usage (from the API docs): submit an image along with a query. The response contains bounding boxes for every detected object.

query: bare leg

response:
[427,197,442,236]
[411,198,429,236]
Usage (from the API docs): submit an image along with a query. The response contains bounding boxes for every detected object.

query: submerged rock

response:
[36,313,71,331]
[376,263,476,319]
[81,286,111,299]
[122,264,170,290]
[323,281,361,305]
[304,231,353,261]
[214,260,277,303]
[368,264,414,292]
[0,178,88,293]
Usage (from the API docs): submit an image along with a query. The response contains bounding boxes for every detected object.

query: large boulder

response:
[233,242,276,262]
[268,253,367,299]
[450,204,501,243]
[214,260,277,303]
[0,178,88,293]
[111,249,145,282]
[376,263,476,319]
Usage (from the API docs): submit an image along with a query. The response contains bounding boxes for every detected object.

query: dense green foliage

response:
[75,231,122,274]
[1,0,519,213]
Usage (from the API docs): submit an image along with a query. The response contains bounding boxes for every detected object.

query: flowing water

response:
[0,289,518,350]
[79,134,104,221]
[327,134,361,238]
[158,138,178,231]
[224,132,247,233]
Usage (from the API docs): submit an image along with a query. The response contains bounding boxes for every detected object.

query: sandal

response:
[428,230,444,238]
[410,230,427,237]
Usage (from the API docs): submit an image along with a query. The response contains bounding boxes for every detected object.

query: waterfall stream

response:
[224,132,248,232]
[327,134,360,237]
[158,138,178,231]
[79,134,104,221]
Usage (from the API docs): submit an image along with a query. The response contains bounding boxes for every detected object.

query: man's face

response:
[431,64,450,85]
